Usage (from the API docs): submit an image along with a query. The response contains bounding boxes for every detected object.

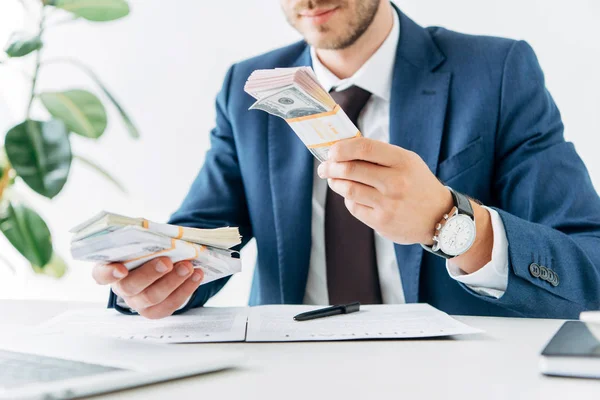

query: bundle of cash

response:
[244,67,361,162]
[70,211,241,248]
[70,212,242,285]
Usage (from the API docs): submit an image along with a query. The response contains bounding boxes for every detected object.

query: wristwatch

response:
[421,187,476,259]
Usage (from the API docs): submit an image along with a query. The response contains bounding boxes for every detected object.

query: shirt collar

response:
[310,7,399,102]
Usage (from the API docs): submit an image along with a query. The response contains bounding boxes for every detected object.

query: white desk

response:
[1,300,599,399]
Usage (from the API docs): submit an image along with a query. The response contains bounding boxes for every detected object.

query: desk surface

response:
[1,299,599,400]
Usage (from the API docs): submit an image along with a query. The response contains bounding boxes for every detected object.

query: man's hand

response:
[319,137,453,245]
[318,137,493,273]
[92,257,204,319]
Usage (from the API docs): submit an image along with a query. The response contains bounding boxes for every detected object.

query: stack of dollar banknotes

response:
[245,67,360,162]
[70,212,242,285]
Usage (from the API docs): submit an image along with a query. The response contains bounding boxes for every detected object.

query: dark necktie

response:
[325,85,382,305]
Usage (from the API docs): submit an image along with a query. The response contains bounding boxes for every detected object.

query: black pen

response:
[293,302,361,321]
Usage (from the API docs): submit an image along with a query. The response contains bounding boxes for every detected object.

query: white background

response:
[0,0,599,306]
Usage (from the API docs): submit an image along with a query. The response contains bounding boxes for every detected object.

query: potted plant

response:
[0,0,138,277]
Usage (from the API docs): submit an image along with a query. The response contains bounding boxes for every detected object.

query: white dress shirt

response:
[303,8,509,305]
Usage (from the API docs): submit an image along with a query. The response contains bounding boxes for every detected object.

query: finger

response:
[138,270,204,320]
[92,263,128,285]
[327,178,382,208]
[123,261,194,310]
[344,198,377,227]
[329,137,402,167]
[318,160,389,192]
[112,257,173,298]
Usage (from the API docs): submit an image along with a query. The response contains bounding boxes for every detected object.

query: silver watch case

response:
[431,206,477,257]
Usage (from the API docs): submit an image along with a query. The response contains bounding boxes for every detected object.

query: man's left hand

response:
[318,137,452,246]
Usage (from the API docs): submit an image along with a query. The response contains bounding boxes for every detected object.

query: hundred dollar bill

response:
[71,211,241,249]
[249,84,327,119]
[245,67,361,162]
[71,226,241,285]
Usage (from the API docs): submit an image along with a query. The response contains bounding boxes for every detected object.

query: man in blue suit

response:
[94,0,600,319]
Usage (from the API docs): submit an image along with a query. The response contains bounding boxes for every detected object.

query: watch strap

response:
[421,242,453,259]
[448,187,474,218]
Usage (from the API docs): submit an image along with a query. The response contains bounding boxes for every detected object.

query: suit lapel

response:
[390,11,451,303]
[267,45,314,304]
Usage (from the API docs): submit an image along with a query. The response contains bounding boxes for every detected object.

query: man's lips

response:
[298,7,339,25]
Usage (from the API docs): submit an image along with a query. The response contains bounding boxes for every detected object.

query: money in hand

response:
[70,212,242,285]
[244,67,361,162]
[70,211,241,249]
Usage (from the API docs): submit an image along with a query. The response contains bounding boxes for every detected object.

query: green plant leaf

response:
[50,0,130,22]
[0,201,53,267]
[4,33,43,58]
[32,252,67,278]
[40,90,107,139]
[5,119,72,198]
[55,59,139,138]
[74,154,127,193]
[0,148,7,179]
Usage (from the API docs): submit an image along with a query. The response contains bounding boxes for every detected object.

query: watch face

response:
[438,214,476,256]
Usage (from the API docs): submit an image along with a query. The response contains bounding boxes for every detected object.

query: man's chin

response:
[303,33,346,50]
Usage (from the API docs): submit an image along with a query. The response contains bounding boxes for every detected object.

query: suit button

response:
[529,263,541,278]
[549,271,560,287]
[539,266,549,281]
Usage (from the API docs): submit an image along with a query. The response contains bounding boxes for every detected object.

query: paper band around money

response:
[142,219,185,239]
[190,242,199,259]
[124,238,177,263]
[285,103,360,148]
[123,238,207,264]
[307,131,362,148]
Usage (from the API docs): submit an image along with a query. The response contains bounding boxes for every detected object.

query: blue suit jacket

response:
[110,10,600,318]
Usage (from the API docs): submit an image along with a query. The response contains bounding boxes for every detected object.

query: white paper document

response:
[40,307,249,343]
[246,304,482,342]
[39,304,482,344]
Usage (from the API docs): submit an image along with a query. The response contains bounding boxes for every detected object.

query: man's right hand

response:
[92,257,204,319]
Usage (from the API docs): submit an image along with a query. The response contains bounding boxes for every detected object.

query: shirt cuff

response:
[446,206,509,299]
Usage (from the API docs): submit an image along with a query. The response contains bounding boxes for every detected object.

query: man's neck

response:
[315,1,394,80]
